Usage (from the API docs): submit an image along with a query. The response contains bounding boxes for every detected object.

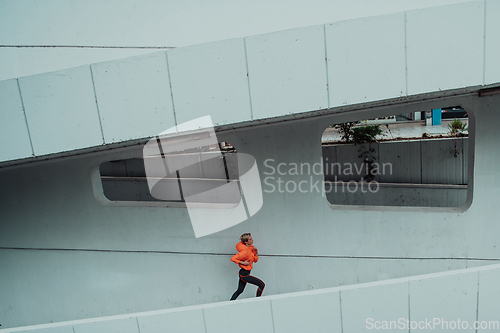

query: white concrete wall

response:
[18,66,104,155]
[0,0,498,163]
[4,263,500,333]
[1,92,499,328]
[0,79,32,162]
[2,0,500,329]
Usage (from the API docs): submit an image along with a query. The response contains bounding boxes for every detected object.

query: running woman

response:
[230,233,265,300]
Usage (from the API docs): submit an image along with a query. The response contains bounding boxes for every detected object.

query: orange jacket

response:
[231,242,259,270]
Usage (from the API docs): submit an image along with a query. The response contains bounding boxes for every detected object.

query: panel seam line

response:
[165,51,178,131]
[339,291,344,333]
[270,300,276,333]
[202,308,208,333]
[408,280,411,333]
[1,248,499,261]
[482,0,487,86]
[243,38,254,121]
[323,24,331,108]
[16,78,35,156]
[90,65,106,144]
[404,11,409,96]
[475,270,480,333]
[136,317,141,333]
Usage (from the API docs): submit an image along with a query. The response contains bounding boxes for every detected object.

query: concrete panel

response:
[203,300,274,333]
[101,177,163,201]
[245,25,328,119]
[421,139,463,184]
[477,267,500,332]
[167,39,251,126]
[0,91,492,329]
[322,145,337,181]
[73,318,139,333]
[327,144,357,182]
[271,291,341,333]
[18,66,103,156]
[138,309,206,333]
[406,2,484,95]
[462,137,469,184]
[341,282,408,332]
[378,140,421,183]
[330,143,380,182]
[0,247,233,329]
[326,183,467,207]
[326,13,406,107]
[485,0,500,85]
[91,52,175,143]
[409,272,478,332]
[0,79,33,161]
[256,255,469,295]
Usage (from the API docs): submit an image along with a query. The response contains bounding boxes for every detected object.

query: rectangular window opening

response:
[322,107,471,208]
[98,141,241,205]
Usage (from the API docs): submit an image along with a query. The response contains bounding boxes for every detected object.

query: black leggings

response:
[230,268,265,300]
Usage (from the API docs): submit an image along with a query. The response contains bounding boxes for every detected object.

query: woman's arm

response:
[252,247,259,263]
[231,251,250,265]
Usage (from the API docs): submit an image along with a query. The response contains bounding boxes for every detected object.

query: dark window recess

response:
[441,106,468,119]
[99,142,241,204]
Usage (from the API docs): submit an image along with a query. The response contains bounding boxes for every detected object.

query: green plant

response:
[448,118,468,136]
[352,125,383,144]
[450,146,460,158]
[334,121,359,143]
[358,145,377,182]
[448,118,467,158]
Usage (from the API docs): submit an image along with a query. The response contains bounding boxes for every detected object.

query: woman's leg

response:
[239,269,265,297]
[230,269,248,300]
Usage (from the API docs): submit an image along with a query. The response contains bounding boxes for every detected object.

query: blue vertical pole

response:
[432,109,442,125]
